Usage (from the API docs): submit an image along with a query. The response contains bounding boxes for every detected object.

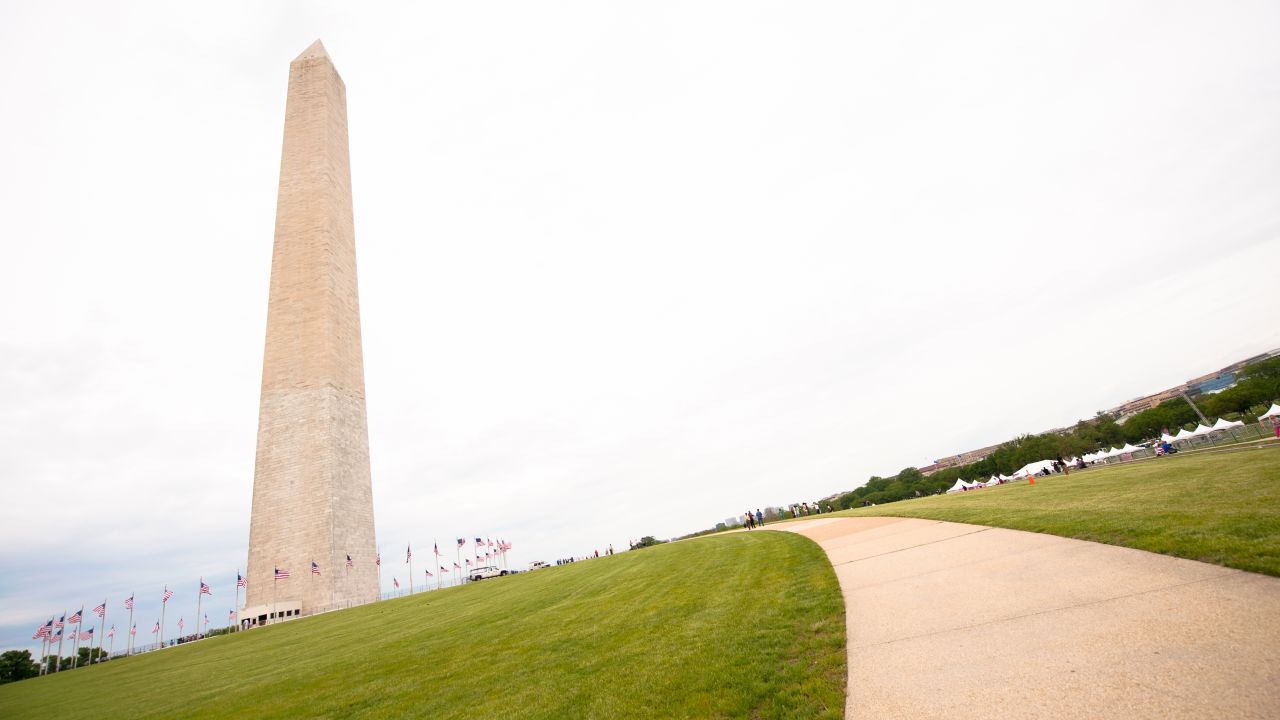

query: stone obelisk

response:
[245,40,378,615]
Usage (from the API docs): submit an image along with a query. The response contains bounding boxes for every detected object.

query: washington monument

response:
[245,40,379,617]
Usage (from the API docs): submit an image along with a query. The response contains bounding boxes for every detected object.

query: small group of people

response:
[742,509,765,529]
[788,501,831,517]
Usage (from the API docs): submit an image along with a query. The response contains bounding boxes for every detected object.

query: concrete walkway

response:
[770,517,1280,719]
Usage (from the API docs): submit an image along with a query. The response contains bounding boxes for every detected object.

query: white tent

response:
[1258,403,1280,420]
[1191,423,1215,436]
[984,476,1003,487]
[1211,417,1245,431]
[1014,459,1056,477]
[1173,428,1196,440]
[1118,443,1142,454]
[946,479,974,494]
[1160,433,1177,443]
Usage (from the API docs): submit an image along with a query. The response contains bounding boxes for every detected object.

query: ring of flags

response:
[24,537,516,661]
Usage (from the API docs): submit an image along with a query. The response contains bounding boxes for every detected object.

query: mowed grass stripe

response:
[832,445,1280,576]
[0,531,845,720]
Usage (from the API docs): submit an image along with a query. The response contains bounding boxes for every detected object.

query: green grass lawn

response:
[0,532,845,720]
[831,445,1280,576]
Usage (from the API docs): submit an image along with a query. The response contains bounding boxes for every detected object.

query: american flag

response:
[346,554,354,568]
[124,594,134,610]
[229,610,236,621]
[434,541,441,557]
[32,620,51,640]
[488,538,494,548]
[393,577,399,588]
[237,574,247,589]
[54,614,65,630]
[457,538,465,547]
[376,553,381,566]
[151,622,159,634]
[465,558,472,566]
[475,537,483,545]
[68,608,83,623]
[424,569,432,577]
[177,617,184,631]
[274,567,290,579]
[93,601,106,618]
[406,545,412,563]
[50,631,62,642]
[107,626,115,638]
[130,624,137,636]
[453,562,461,569]
[439,565,448,573]
[311,561,321,576]
[204,614,209,626]
[485,552,491,560]
[200,580,212,596]
[80,629,93,641]
[162,587,173,603]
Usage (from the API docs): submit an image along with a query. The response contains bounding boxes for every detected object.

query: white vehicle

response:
[470,565,508,581]
[528,560,549,570]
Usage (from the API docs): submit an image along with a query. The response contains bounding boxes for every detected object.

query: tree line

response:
[831,357,1280,509]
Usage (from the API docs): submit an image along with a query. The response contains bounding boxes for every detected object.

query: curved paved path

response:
[770,517,1280,719]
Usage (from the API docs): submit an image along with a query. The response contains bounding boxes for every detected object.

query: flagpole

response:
[126,593,134,655]
[160,590,167,648]
[55,610,65,672]
[408,546,414,596]
[97,599,107,662]
[72,604,83,669]
[195,579,203,641]
[234,571,241,632]
[39,631,48,675]
[108,628,114,660]
[271,574,277,626]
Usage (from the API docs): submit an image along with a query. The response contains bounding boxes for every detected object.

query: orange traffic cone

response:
[1028,476,1035,485]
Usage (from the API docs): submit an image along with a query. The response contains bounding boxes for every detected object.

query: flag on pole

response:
[393,577,399,588]
[80,629,93,641]
[124,594,134,610]
[311,561,321,576]
[54,614,65,630]
[376,553,381,566]
[475,537,483,545]
[107,626,115,638]
[406,545,412,562]
[177,617,184,632]
[346,554,354,568]
[50,631,62,643]
[488,538,494,548]
[229,610,236,621]
[457,538,465,547]
[434,541,440,557]
[93,601,106,618]
[162,587,173,603]
[69,608,83,623]
[424,569,432,577]
[465,558,472,566]
[204,614,209,627]
[237,574,247,589]
[151,622,159,635]
[130,624,137,636]
[32,621,51,640]
[274,567,290,579]
[200,580,212,596]
[439,565,448,573]
[453,562,460,569]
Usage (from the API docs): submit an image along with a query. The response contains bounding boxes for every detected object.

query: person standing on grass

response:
[756,509,764,526]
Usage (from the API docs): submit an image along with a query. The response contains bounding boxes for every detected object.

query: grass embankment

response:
[832,444,1280,576]
[0,532,845,720]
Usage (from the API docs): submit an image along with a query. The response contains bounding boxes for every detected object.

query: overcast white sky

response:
[2,0,1278,654]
